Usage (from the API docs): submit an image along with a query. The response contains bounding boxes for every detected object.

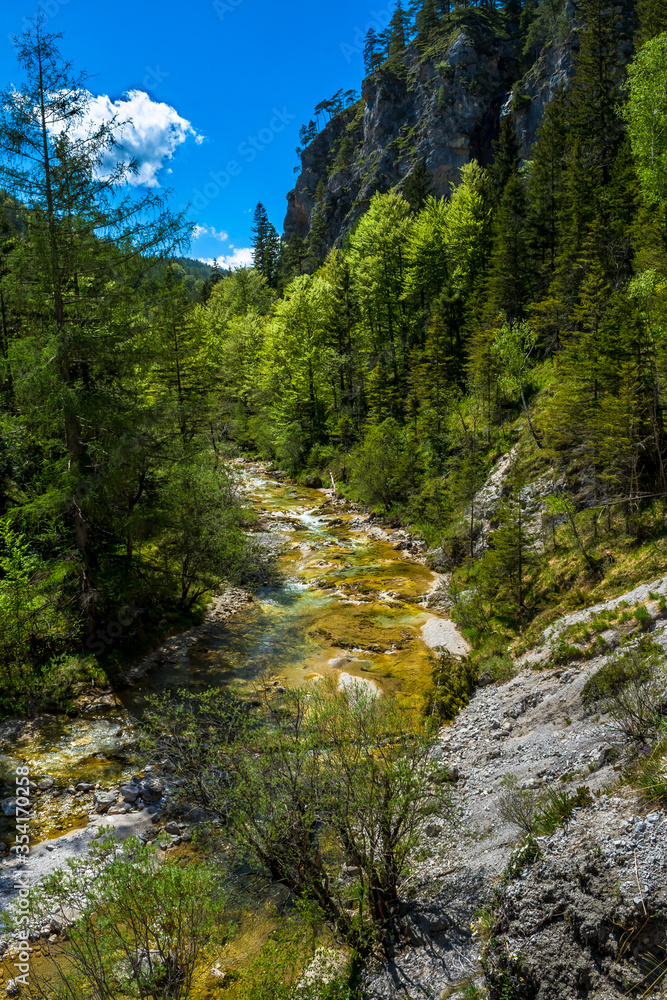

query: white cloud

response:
[200,248,254,270]
[61,90,205,188]
[193,224,229,242]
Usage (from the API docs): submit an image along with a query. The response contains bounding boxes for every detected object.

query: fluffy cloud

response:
[193,224,229,242]
[201,248,254,270]
[64,90,204,188]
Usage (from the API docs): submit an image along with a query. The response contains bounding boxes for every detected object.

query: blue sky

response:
[0,0,393,266]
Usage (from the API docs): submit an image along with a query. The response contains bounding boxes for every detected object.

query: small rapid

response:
[0,465,461,840]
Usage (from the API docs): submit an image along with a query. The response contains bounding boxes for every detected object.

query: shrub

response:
[143,681,452,956]
[427,653,476,720]
[478,654,516,687]
[631,738,667,805]
[498,775,594,836]
[536,785,593,834]
[26,832,228,1000]
[502,835,542,881]
[497,774,541,833]
[582,638,667,748]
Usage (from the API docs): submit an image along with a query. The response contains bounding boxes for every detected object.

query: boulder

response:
[141,778,164,804]
[120,783,140,803]
[1,799,16,817]
[93,791,117,814]
[38,778,55,791]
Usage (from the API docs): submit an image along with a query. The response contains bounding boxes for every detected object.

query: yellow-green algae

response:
[0,468,448,837]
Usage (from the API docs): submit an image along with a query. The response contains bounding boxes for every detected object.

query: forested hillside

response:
[226,0,667,670]
[2,0,667,715]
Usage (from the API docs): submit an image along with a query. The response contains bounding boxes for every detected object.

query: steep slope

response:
[284,0,636,247]
[285,12,518,243]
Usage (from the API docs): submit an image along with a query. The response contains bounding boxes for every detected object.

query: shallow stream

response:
[0,466,451,841]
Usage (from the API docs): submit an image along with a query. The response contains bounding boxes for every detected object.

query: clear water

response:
[0,466,447,839]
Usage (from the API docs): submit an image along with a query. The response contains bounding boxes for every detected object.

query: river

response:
[0,465,459,843]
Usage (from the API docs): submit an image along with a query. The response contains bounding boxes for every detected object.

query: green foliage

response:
[26,832,228,999]
[582,639,667,747]
[502,834,542,881]
[142,681,451,954]
[222,916,358,1000]
[623,33,667,207]
[427,653,476,720]
[630,738,667,804]
[349,418,420,509]
[0,23,265,713]
[498,773,594,836]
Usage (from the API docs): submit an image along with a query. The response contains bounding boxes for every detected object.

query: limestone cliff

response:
[283,2,634,247]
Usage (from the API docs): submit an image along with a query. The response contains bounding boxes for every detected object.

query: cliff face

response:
[283,3,634,247]
[285,16,518,244]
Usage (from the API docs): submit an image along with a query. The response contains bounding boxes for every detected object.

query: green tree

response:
[0,19,186,635]
[363,28,385,73]
[27,832,228,1000]
[388,1,412,53]
[403,157,434,213]
[251,202,280,285]
[623,32,667,207]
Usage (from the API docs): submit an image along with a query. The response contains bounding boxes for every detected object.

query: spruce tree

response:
[251,203,281,286]
[413,0,440,37]
[403,158,434,212]
[388,2,411,54]
[363,29,384,73]
[306,210,330,272]
[489,116,521,207]
[636,0,667,43]
[569,0,624,187]
[485,172,531,325]
[525,86,568,287]
[0,18,186,635]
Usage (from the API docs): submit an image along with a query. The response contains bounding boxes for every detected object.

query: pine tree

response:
[636,0,667,43]
[489,116,521,207]
[413,0,440,37]
[388,2,411,54]
[525,86,568,288]
[363,29,384,74]
[569,0,625,187]
[306,210,330,272]
[280,233,308,281]
[403,158,434,212]
[251,203,280,286]
[0,18,186,635]
[485,172,531,325]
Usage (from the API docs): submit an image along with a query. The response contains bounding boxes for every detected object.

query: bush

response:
[427,653,476,721]
[498,774,594,836]
[478,654,516,687]
[142,681,452,956]
[631,738,667,805]
[26,832,229,1000]
[498,774,541,833]
[582,638,667,748]
[502,834,542,881]
[349,418,420,510]
[536,785,593,834]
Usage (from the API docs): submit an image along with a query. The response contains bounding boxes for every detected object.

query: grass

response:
[630,739,667,806]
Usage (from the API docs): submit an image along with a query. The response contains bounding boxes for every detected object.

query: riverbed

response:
[0,466,459,842]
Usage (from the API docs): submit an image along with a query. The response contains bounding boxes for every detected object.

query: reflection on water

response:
[0,467,445,834]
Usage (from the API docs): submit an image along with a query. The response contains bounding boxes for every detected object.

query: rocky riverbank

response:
[361,587,667,999]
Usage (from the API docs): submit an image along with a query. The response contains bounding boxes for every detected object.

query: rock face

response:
[285,15,517,244]
[284,0,635,248]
